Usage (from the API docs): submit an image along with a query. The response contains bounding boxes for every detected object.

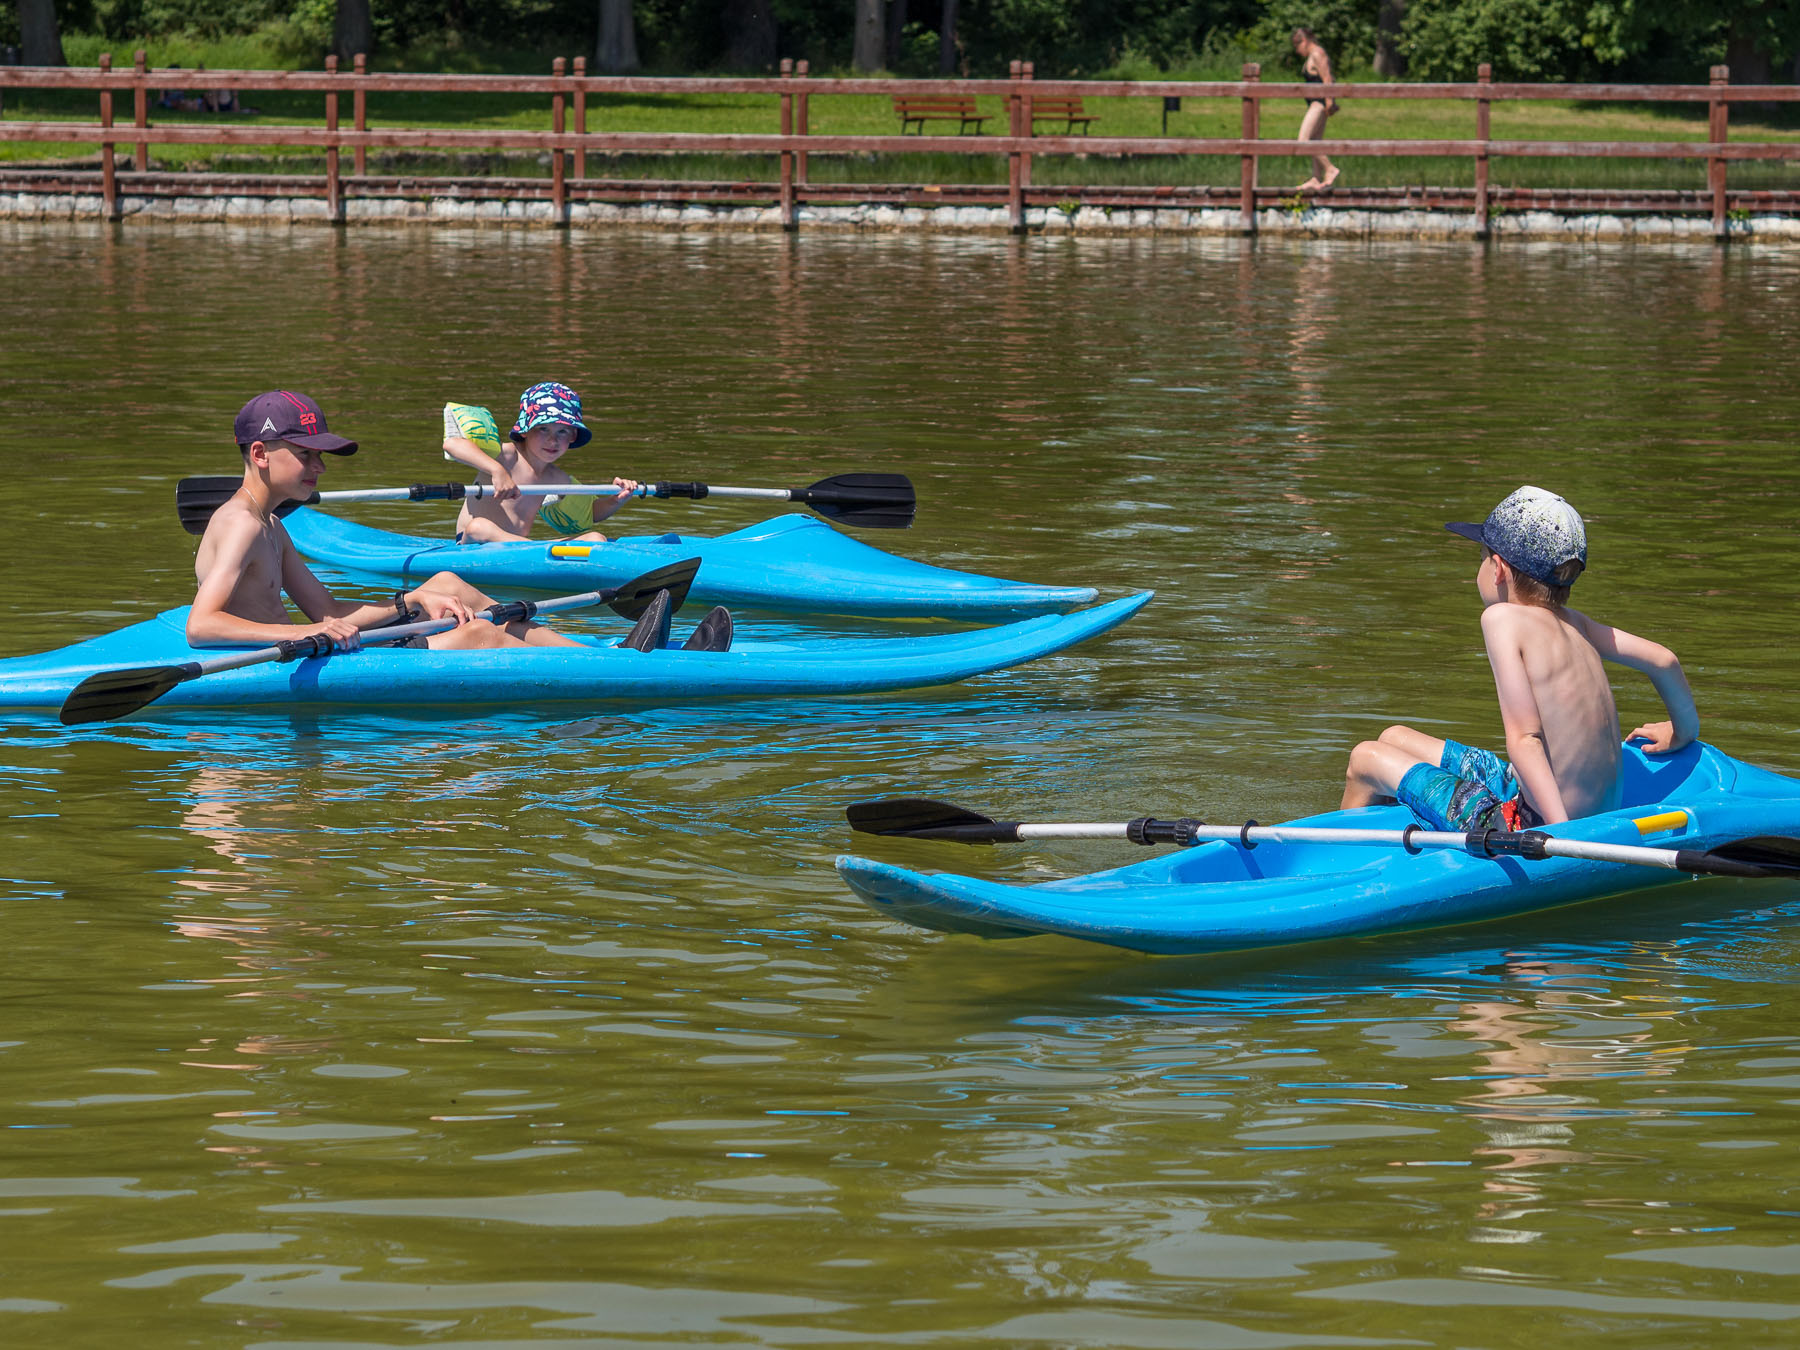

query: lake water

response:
[4,221,1800,1347]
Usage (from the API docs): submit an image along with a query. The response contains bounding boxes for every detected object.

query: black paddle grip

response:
[654,481,709,499]
[1464,829,1552,860]
[1128,817,1204,846]
[484,600,538,624]
[274,634,336,662]
[409,483,466,501]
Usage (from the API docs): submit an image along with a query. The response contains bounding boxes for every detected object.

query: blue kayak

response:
[283,509,1101,621]
[837,742,1800,954]
[0,593,1149,718]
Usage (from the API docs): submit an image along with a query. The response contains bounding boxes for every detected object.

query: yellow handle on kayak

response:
[550,545,595,558]
[1633,810,1690,835]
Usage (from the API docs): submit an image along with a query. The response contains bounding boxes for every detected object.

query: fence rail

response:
[4,55,1798,236]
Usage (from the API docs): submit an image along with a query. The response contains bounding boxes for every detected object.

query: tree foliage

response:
[22,0,1799,79]
[1400,0,1800,82]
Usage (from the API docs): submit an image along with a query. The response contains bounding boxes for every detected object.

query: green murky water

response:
[3,222,1800,1347]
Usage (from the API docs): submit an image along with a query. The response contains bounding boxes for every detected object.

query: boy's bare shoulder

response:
[1479,600,1543,640]
[198,495,263,551]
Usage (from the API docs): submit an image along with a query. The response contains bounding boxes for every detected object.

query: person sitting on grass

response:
[443,381,638,544]
[1341,486,1700,831]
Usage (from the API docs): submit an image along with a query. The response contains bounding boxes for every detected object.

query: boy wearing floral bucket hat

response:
[1341,486,1700,831]
[443,381,639,544]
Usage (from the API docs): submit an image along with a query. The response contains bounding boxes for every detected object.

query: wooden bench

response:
[893,96,991,135]
[1029,96,1097,135]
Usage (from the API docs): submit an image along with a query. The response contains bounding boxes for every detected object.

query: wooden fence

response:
[3,55,1798,237]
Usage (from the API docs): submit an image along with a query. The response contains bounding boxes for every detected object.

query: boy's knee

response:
[434,621,506,651]
[1378,724,1415,746]
[423,571,491,605]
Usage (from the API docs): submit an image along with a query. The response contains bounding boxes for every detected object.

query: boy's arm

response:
[442,403,518,498]
[187,514,364,649]
[443,435,518,499]
[279,525,473,629]
[590,476,640,525]
[1481,606,1571,823]
[1570,610,1700,754]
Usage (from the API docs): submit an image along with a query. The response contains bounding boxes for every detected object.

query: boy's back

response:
[1344,486,1697,831]
[1481,599,1622,818]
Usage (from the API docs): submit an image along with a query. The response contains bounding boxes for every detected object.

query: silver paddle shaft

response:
[1011,822,1690,870]
[185,590,609,677]
[307,483,792,504]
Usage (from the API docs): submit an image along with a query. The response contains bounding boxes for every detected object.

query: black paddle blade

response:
[1693,836,1800,880]
[176,476,307,534]
[799,474,916,530]
[59,664,191,726]
[846,798,1014,844]
[604,558,702,620]
[175,476,243,535]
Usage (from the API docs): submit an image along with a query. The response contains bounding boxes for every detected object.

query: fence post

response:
[1474,62,1491,238]
[132,49,148,172]
[573,56,587,180]
[1709,64,1730,240]
[1008,60,1024,233]
[324,54,341,222]
[1239,62,1259,235]
[1021,61,1035,198]
[779,58,796,231]
[551,56,567,224]
[796,59,810,186]
[99,53,118,219]
[352,53,367,178]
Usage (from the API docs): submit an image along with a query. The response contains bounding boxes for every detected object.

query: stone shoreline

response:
[5,189,1799,241]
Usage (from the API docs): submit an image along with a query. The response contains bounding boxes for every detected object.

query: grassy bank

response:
[6,32,1797,193]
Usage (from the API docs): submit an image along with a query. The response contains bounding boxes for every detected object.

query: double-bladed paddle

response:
[846,797,1800,882]
[175,472,916,535]
[58,558,700,727]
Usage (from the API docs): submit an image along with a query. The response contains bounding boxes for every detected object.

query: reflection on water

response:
[3,224,1800,1345]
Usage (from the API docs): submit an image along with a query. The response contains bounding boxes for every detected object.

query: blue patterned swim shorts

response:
[1396,738,1544,833]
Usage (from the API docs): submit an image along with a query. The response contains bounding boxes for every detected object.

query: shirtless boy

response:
[443,381,638,543]
[1342,486,1700,830]
[190,391,583,652]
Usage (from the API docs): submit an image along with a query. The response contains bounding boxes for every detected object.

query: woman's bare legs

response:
[1296,102,1339,189]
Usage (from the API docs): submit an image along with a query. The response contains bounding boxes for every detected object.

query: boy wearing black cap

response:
[189,392,582,651]
[1342,486,1699,830]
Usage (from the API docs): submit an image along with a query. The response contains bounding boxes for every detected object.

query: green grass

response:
[6,32,1797,193]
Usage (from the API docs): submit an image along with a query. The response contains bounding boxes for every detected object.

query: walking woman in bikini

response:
[1292,27,1340,190]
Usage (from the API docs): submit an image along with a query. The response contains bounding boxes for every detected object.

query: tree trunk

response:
[722,0,777,71]
[853,0,884,72]
[885,0,907,70]
[1373,0,1406,78]
[17,0,65,67]
[1725,29,1772,85]
[938,0,960,75]
[596,0,639,74]
[333,0,373,64]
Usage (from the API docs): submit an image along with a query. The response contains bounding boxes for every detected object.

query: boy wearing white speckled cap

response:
[1342,486,1700,829]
